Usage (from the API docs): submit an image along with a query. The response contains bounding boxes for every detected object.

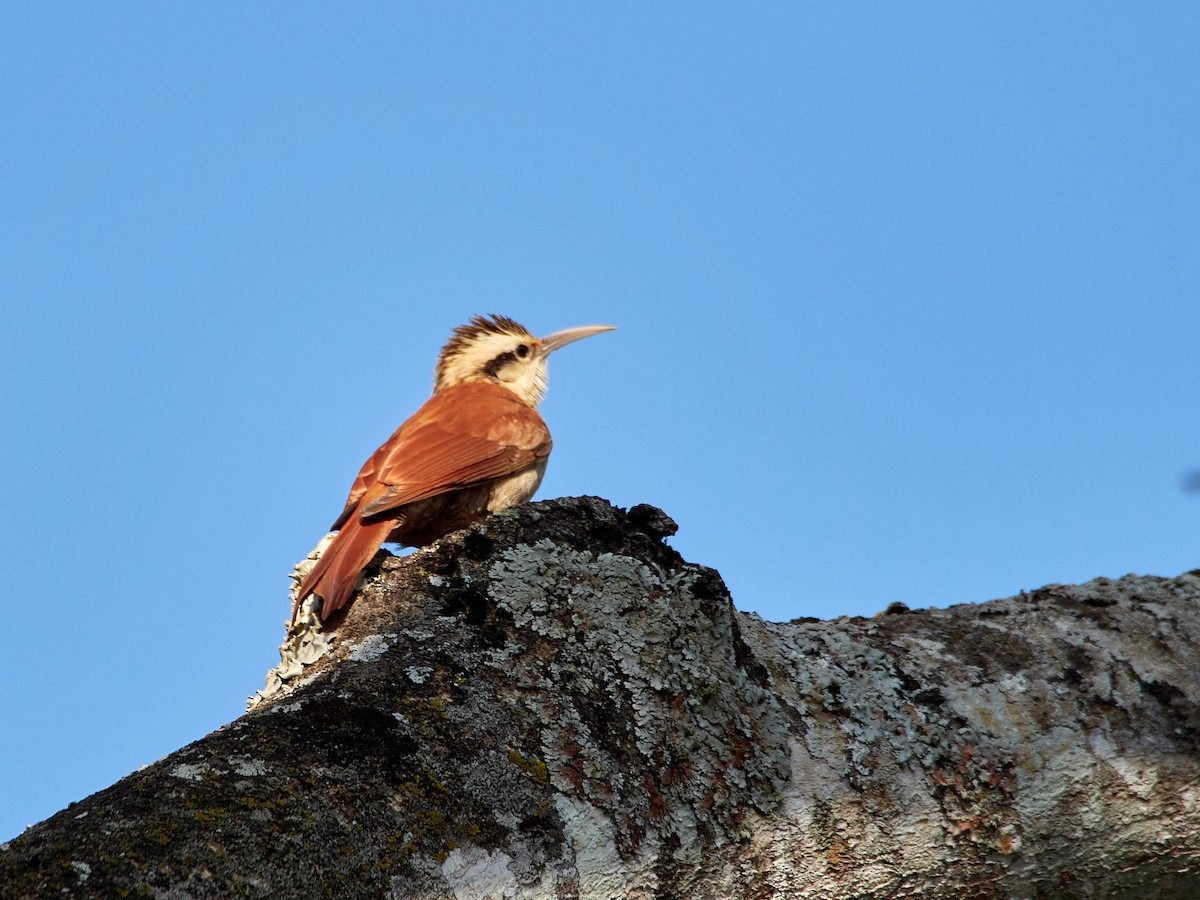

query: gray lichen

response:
[3,499,1198,900]
[247,542,338,709]
[487,539,790,859]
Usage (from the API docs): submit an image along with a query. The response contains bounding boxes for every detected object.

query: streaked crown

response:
[434,315,546,405]
[434,314,617,407]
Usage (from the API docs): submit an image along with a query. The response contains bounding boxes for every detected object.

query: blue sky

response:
[2,4,1197,840]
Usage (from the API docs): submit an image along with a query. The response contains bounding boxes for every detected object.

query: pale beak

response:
[540,324,617,355]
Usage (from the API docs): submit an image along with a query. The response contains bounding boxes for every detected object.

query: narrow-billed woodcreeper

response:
[293,314,615,620]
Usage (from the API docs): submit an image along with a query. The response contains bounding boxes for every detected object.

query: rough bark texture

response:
[3,497,1199,899]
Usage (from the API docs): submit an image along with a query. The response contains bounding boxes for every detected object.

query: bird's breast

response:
[485,459,547,513]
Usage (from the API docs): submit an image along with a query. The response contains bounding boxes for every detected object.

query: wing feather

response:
[350,383,551,520]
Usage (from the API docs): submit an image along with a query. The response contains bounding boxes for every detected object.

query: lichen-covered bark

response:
[3,497,1199,899]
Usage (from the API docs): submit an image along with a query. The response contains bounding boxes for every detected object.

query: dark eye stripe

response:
[483,350,518,378]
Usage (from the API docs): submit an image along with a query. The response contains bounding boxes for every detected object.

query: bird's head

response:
[434,314,616,406]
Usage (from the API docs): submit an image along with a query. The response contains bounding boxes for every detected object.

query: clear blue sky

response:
[2,4,1197,841]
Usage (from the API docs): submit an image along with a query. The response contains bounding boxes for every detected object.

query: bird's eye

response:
[515,344,529,358]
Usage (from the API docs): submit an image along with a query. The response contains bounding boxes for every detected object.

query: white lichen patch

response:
[248,553,339,710]
[405,665,434,684]
[347,633,396,662]
[441,846,520,899]
[554,795,641,896]
[230,757,268,777]
[69,861,90,882]
[265,700,306,716]
[996,672,1029,694]
[169,763,211,782]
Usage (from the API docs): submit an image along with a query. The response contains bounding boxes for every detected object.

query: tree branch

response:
[3,497,1199,898]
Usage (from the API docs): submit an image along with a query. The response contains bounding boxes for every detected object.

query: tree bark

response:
[3,497,1199,899]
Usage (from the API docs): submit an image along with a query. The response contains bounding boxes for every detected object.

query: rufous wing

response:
[297,382,551,620]
[356,382,552,518]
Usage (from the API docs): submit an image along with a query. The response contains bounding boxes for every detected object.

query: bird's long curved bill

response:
[540,324,617,354]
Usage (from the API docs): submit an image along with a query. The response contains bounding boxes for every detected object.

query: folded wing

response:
[297,382,552,619]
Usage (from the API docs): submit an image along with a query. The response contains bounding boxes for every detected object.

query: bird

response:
[292,314,616,621]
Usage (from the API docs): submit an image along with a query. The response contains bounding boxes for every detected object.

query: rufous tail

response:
[292,515,394,621]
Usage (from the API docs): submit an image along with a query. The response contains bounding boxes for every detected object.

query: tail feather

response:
[293,515,395,621]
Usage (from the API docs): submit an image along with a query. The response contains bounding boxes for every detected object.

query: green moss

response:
[146,819,179,846]
[385,828,420,860]
[118,886,155,898]
[390,769,459,860]
[398,696,450,727]
[193,807,230,828]
[235,796,287,813]
[507,748,550,784]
